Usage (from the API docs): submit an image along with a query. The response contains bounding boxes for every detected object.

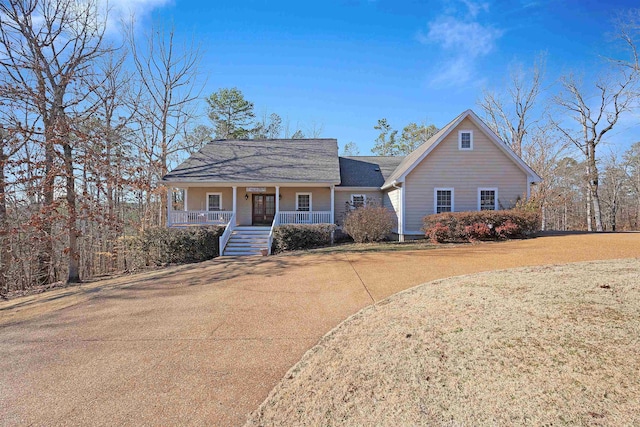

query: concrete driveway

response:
[1,233,638,426]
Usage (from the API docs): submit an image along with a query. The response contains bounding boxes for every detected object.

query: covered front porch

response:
[167,185,335,227]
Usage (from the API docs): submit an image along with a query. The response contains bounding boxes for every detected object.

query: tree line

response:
[0,0,321,297]
[478,11,640,233]
[0,0,637,297]
[346,11,640,234]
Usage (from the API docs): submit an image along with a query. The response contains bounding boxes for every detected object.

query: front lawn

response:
[247,259,640,426]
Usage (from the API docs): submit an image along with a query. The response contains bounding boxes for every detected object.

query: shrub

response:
[272,224,336,253]
[495,220,522,239]
[139,226,225,265]
[464,222,493,241]
[423,210,539,243]
[343,204,395,243]
[427,222,451,243]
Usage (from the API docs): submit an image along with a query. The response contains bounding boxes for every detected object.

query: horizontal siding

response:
[405,117,528,232]
[385,188,400,231]
[186,186,332,225]
[334,190,383,225]
[279,187,331,212]
[186,187,234,211]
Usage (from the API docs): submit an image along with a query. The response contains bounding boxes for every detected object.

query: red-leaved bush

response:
[427,222,450,243]
[423,210,539,243]
[495,220,521,239]
[464,222,493,241]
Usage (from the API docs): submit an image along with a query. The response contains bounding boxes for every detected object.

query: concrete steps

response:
[222,226,271,256]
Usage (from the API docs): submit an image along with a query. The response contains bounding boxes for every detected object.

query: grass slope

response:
[247,259,640,426]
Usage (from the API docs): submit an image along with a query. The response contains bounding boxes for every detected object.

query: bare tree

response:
[611,9,640,71]
[0,0,110,283]
[479,54,546,157]
[128,22,202,226]
[306,120,324,138]
[0,121,30,296]
[600,152,630,231]
[552,70,637,232]
[521,125,569,230]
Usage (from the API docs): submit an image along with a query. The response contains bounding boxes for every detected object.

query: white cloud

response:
[460,0,490,17]
[426,17,502,57]
[429,56,474,86]
[419,1,502,87]
[99,0,172,34]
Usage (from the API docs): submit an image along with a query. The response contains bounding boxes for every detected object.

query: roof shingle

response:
[162,139,341,183]
[338,156,405,187]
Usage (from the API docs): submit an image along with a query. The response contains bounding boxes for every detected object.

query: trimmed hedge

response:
[343,204,395,243]
[139,226,225,265]
[272,224,336,253]
[423,210,539,243]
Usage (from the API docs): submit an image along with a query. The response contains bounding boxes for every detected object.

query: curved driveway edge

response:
[1,233,638,426]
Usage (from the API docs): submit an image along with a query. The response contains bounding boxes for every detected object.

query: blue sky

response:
[126,0,639,154]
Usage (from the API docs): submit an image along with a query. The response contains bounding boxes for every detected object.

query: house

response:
[162,109,542,255]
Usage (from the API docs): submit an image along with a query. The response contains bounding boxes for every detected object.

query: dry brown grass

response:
[247,259,640,426]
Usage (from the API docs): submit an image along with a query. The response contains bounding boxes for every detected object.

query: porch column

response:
[184,188,188,211]
[167,187,172,227]
[275,186,280,223]
[232,186,237,225]
[330,185,335,224]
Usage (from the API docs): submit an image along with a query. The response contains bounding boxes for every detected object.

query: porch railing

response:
[170,210,233,225]
[267,214,279,255]
[219,212,237,255]
[278,211,332,224]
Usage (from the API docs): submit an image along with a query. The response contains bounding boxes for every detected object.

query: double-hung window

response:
[350,194,366,208]
[434,188,454,214]
[296,193,311,211]
[206,193,222,211]
[458,130,473,150]
[478,188,498,211]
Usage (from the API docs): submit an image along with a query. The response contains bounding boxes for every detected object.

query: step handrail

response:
[267,215,279,255]
[218,212,236,256]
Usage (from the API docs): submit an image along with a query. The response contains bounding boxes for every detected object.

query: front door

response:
[252,194,275,225]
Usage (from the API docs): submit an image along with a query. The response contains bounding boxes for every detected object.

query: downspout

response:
[391,180,404,242]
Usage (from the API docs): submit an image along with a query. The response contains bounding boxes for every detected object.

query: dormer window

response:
[458,130,473,150]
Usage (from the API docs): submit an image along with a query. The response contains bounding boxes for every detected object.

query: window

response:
[434,188,454,214]
[458,130,473,150]
[478,188,498,211]
[206,193,222,211]
[350,194,366,208]
[296,192,311,211]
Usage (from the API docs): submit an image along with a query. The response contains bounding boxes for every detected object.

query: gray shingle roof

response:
[338,156,405,187]
[162,139,341,183]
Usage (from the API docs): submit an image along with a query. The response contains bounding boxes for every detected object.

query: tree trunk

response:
[63,141,81,283]
[586,184,593,232]
[587,148,604,232]
[0,152,8,297]
[610,199,617,232]
[37,124,56,286]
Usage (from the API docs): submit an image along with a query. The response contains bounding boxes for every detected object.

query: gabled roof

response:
[162,139,341,184]
[382,109,543,189]
[338,156,405,187]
